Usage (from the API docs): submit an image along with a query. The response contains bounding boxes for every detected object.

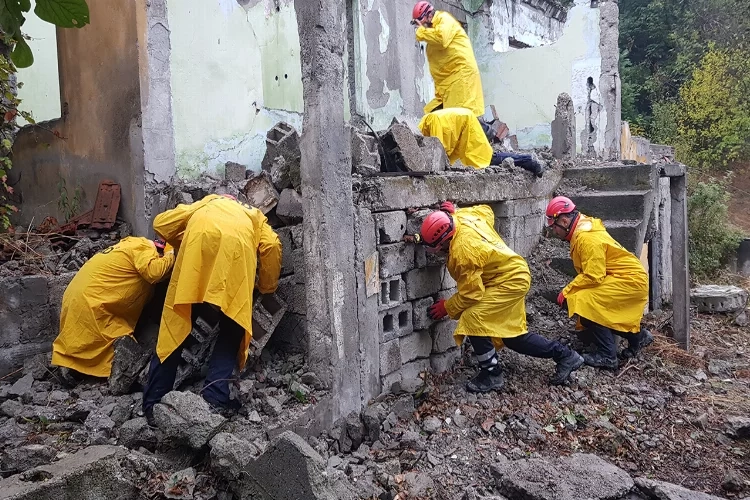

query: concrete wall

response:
[467,0,620,157]
[0,273,74,377]
[621,121,651,164]
[15,0,61,125]
[167,0,304,179]
[10,0,145,231]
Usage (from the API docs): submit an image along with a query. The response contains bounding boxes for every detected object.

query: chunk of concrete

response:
[374,211,407,244]
[224,431,356,500]
[224,162,247,183]
[635,477,724,499]
[400,331,432,363]
[22,353,51,381]
[432,320,457,353]
[9,374,34,398]
[243,171,280,215]
[152,391,226,449]
[269,156,292,191]
[109,335,150,396]
[378,242,415,278]
[724,415,750,439]
[383,123,427,172]
[0,446,138,500]
[1,444,57,474]
[431,348,461,373]
[491,453,634,500]
[416,135,449,172]
[412,297,434,330]
[690,285,748,313]
[551,93,576,160]
[118,417,157,450]
[404,267,443,300]
[276,188,303,225]
[261,122,302,189]
[209,432,259,481]
[351,130,381,175]
[379,303,414,343]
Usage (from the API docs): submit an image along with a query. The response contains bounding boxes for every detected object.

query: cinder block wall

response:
[353,171,559,394]
[0,273,75,376]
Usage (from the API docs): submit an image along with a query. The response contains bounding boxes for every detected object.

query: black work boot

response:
[619,328,654,360]
[466,365,504,393]
[550,351,585,385]
[583,352,619,370]
[144,406,156,427]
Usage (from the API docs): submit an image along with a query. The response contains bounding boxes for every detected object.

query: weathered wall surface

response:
[10,0,145,230]
[167,0,304,179]
[0,273,74,376]
[467,0,620,157]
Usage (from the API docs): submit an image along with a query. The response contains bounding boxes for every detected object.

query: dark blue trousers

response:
[580,317,617,359]
[469,332,572,366]
[142,310,244,411]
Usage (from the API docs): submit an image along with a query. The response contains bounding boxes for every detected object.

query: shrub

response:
[687,176,744,277]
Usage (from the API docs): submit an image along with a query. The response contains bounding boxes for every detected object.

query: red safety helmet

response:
[412,1,434,21]
[545,196,576,226]
[420,211,455,252]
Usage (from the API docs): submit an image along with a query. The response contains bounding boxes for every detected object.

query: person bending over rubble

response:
[412,2,484,118]
[51,237,175,378]
[142,194,282,420]
[418,107,544,177]
[545,196,653,370]
[418,201,584,392]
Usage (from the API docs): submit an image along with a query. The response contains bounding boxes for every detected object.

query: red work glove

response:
[557,292,566,307]
[440,201,455,214]
[428,299,448,320]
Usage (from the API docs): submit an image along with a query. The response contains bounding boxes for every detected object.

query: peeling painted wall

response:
[468,0,619,156]
[167,0,304,179]
[350,0,436,131]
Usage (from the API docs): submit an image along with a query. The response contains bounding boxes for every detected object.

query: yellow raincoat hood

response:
[563,215,649,333]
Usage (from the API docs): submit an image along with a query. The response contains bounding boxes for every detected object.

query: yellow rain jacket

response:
[444,205,531,349]
[153,195,282,370]
[416,10,485,116]
[419,108,493,169]
[563,215,649,333]
[52,237,175,377]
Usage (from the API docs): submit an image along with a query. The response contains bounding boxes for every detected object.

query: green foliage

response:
[675,47,750,170]
[687,177,744,277]
[649,100,678,145]
[57,178,81,222]
[0,0,90,68]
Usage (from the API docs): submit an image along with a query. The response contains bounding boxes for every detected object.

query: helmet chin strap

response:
[552,212,579,239]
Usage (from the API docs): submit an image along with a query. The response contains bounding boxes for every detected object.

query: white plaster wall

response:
[167,0,303,179]
[16,0,62,125]
[351,0,435,131]
[468,0,605,152]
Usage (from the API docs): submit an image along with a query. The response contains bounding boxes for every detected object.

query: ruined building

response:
[3,0,686,432]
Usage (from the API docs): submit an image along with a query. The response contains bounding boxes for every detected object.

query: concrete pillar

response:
[669,172,690,350]
[551,93,575,161]
[599,1,622,161]
[294,0,362,422]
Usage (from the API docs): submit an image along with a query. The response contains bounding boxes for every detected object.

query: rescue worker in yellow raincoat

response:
[545,196,653,370]
[418,108,545,176]
[419,201,584,392]
[142,194,282,419]
[51,237,175,378]
[413,2,484,117]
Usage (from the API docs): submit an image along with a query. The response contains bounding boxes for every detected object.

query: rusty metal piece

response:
[90,180,120,229]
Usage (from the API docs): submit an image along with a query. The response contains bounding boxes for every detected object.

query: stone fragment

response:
[1,444,57,474]
[724,416,750,439]
[422,416,442,434]
[118,418,157,449]
[1,398,22,417]
[362,403,388,443]
[416,135,449,172]
[721,470,746,493]
[374,211,407,244]
[84,411,116,436]
[210,432,259,481]
[345,411,365,450]
[276,188,303,224]
[153,391,226,449]
[223,431,356,500]
[261,394,283,417]
[109,335,150,396]
[224,162,247,183]
[635,477,724,499]
[491,453,634,500]
[9,374,33,398]
[22,353,51,381]
[351,130,381,175]
[270,156,293,190]
[261,122,301,189]
[690,285,748,313]
[383,123,427,172]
